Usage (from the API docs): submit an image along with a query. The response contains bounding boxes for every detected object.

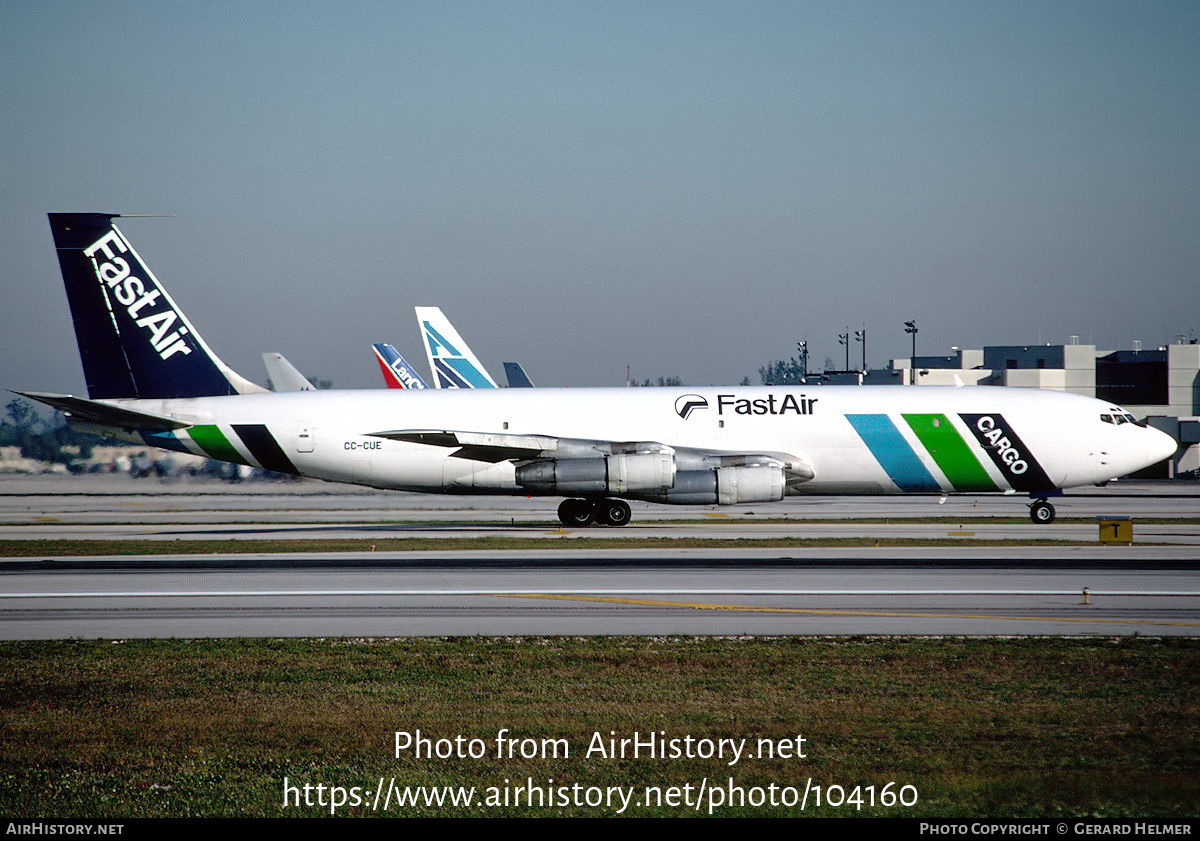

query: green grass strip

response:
[0,637,1196,817]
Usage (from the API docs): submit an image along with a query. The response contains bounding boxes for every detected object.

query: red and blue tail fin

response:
[372,342,429,389]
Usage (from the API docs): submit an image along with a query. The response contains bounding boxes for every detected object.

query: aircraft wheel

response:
[1030,499,1056,525]
[593,498,632,527]
[557,498,594,527]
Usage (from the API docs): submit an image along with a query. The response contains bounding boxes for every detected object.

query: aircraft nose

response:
[1149,426,1178,464]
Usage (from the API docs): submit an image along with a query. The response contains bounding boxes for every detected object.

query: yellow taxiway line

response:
[504,593,1200,629]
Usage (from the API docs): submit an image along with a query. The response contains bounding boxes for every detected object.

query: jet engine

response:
[639,464,786,505]
[515,452,675,495]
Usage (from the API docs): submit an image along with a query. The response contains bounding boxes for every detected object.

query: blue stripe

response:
[846,414,941,492]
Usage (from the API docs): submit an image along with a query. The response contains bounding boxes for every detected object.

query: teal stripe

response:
[445,357,496,388]
[846,414,941,492]
[139,430,191,454]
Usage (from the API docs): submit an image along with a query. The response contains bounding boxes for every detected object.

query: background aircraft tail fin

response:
[372,343,429,389]
[47,213,265,400]
[504,361,536,388]
[262,352,315,391]
[414,306,498,389]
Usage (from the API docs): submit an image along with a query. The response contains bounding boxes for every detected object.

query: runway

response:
[1,475,1198,638]
[3,550,1200,638]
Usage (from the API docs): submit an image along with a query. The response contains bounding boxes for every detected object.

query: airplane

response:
[415,306,500,389]
[21,213,1178,528]
[262,352,316,392]
[372,343,429,389]
[504,361,535,388]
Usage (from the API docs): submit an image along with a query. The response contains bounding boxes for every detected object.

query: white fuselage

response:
[88,385,1177,501]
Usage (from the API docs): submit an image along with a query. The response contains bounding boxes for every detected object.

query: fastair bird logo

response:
[675,394,709,420]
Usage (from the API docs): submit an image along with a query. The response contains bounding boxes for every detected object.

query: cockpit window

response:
[1101,412,1147,427]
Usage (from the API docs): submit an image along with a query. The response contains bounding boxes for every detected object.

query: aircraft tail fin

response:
[504,361,536,388]
[414,306,499,389]
[47,213,265,400]
[262,352,315,391]
[372,343,429,389]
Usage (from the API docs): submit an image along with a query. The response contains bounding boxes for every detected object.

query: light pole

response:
[838,331,849,373]
[854,328,866,373]
[904,320,918,385]
[796,341,808,379]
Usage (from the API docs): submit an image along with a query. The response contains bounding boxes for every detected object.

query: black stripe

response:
[232,424,298,475]
[958,413,1055,492]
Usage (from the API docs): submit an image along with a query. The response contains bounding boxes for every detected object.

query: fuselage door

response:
[297,425,315,453]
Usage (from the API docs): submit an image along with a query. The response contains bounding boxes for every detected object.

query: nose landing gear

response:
[1029,499,1056,524]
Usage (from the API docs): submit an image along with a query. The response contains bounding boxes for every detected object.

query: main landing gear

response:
[1029,499,1056,525]
[557,498,632,527]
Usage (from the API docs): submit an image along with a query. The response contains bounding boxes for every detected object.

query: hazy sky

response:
[2,0,1197,393]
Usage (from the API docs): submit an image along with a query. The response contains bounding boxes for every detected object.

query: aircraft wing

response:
[367,427,815,484]
[13,391,191,432]
[369,429,560,462]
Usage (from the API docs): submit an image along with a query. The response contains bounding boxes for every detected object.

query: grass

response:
[1,637,1197,817]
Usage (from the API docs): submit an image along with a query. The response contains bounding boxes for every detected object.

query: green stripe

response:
[188,424,252,466]
[902,414,999,492]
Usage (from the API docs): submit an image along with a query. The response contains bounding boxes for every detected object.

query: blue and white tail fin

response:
[47,213,265,400]
[372,343,429,389]
[414,306,499,389]
[504,362,536,388]
[262,352,316,391]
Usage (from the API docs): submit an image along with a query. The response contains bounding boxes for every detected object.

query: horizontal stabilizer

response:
[14,391,190,432]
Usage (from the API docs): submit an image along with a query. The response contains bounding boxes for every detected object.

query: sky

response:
[2,0,1197,393]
